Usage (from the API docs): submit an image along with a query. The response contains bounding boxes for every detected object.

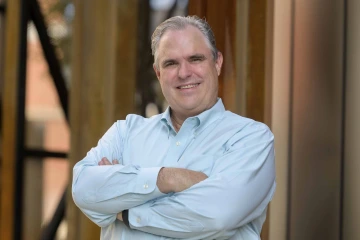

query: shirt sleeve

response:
[127,124,276,239]
[72,121,165,227]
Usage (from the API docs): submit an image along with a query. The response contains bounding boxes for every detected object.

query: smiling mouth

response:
[177,83,200,89]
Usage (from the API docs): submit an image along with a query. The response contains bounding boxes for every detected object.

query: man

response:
[72,16,276,239]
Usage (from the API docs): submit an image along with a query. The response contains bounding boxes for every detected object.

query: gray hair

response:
[151,15,218,69]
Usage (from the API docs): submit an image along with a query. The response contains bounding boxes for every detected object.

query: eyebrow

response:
[160,54,207,67]
[188,54,206,60]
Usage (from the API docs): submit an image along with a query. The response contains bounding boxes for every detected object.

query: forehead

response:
[157,26,212,58]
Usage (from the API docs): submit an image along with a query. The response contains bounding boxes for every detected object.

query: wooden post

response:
[189,0,241,113]
[23,122,43,240]
[67,1,138,239]
[1,0,23,238]
[188,0,273,239]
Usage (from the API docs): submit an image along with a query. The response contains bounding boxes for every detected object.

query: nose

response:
[178,62,191,80]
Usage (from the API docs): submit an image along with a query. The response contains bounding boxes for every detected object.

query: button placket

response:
[164,119,198,163]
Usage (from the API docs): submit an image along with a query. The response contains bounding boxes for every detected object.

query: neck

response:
[170,111,184,132]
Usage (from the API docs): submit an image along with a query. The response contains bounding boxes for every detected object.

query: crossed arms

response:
[72,121,276,239]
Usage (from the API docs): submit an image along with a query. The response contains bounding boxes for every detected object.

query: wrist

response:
[157,167,173,193]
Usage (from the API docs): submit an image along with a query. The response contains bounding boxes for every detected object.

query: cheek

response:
[159,78,173,95]
[159,70,175,85]
[159,81,168,94]
[160,80,171,91]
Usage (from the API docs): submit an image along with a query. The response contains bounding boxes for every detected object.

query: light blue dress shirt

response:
[72,99,276,240]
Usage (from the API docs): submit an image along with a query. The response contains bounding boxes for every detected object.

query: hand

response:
[98,157,119,166]
[157,168,208,193]
[116,212,123,221]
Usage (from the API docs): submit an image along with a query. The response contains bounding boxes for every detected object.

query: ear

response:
[215,52,223,76]
[153,64,161,81]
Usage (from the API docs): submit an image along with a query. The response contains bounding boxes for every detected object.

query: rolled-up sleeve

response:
[127,124,276,239]
[72,121,165,227]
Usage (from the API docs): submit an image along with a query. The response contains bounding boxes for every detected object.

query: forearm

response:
[73,156,206,227]
[72,160,165,226]
[128,176,275,239]
[117,167,207,225]
[156,167,208,193]
[124,131,276,239]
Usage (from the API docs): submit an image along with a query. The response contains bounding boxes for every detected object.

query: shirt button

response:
[143,184,149,189]
[176,141,181,146]
[136,217,141,223]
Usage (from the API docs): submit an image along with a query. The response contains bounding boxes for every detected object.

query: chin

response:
[179,102,201,110]
[182,106,205,116]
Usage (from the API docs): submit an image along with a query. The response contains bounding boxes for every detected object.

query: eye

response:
[163,61,176,68]
[189,55,205,62]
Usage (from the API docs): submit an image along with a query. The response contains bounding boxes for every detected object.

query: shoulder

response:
[112,113,163,136]
[223,111,270,130]
[122,113,162,127]
[96,113,164,150]
[222,111,274,143]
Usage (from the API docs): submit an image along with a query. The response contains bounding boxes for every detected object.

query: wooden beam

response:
[188,0,273,239]
[189,0,244,114]
[1,0,21,238]
[67,1,138,239]
[246,0,268,122]
[247,1,273,237]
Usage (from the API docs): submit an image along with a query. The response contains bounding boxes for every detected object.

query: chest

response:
[122,123,233,176]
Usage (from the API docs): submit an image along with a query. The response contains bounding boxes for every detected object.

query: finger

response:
[99,157,107,165]
[99,157,112,165]
[116,212,123,221]
[103,158,112,165]
[112,159,119,164]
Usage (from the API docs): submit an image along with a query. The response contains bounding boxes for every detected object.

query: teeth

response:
[179,84,198,89]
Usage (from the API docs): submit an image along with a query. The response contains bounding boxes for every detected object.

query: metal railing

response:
[13,0,69,239]
[0,3,5,14]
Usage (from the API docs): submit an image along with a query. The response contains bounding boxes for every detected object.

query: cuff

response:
[135,167,166,198]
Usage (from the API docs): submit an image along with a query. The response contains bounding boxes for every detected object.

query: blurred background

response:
[0,0,359,239]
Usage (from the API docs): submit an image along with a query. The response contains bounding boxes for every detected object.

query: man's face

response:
[154,26,223,118]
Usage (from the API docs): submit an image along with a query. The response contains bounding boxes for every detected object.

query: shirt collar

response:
[160,98,225,133]
[196,98,225,130]
[160,107,174,137]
